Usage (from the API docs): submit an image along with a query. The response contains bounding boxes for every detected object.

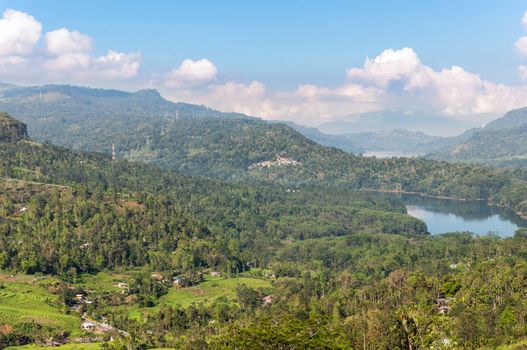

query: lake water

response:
[362,151,422,158]
[375,193,527,237]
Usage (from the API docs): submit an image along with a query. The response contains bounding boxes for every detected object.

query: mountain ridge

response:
[429,107,527,166]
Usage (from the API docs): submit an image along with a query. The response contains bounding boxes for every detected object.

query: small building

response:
[75,293,85,301]
[262,295,273,304]
[151,272,164,281]
[116,282,128,289]
[172,276,186,287]
[210,271,221,277]
[81,321,96,331]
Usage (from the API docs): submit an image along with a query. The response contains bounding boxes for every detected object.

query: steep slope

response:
[0,83,252,152]
[430,107,527,166]
[2,84,527,212]
[483,107,527,130]
[2,110,527,220]
[0,113,432,275]
[0,111,29,142]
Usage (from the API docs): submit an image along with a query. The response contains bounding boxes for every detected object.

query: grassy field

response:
[126,274,272,320]
[6,343,102,350]
[480,339,527,349]
[0,274,82,336]
[76,271,131,293]
[160,275,272,307]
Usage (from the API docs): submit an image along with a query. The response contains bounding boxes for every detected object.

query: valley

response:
[2,2,527,349]
[0,101,527,348]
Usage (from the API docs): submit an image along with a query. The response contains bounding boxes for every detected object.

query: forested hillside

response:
[1,114,527,349]
[0,114,427,276]
[3,92,527,220]
[430,107,527,167]
[0,84,251,153]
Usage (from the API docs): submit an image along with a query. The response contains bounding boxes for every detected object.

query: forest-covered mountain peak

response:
[0,112,29,143]
[133,88,163,98]
[483,106,527,130]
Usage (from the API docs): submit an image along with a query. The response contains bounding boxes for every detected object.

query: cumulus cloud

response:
[158,10,527,128]
[0,9,41,57]
[165,58,217,87]
[45,28,92,55]
[516,12,527,81]
[346,48,422,88]
[164,46,527,127]
[515,36,527,57]
[4,7,527,131]
[0,9,140,86]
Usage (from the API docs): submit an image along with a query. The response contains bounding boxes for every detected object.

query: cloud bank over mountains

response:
[2,8,527,132]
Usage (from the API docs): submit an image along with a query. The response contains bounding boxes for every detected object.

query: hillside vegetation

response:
[430,107,527,167]
[1,110,527,348]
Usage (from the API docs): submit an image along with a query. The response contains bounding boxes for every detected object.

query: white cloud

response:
[515,11,527,80]
[0,9,41,57]
[93,50,141,79]
[166,58,217,87]
[347,48,421,88]
[0,9,140,86]
[519,65,527,81]
[165,47,527,127]
[3,7,527,132]
[45,28,92,55]
[160,12,527,127]
[515,36,527,57]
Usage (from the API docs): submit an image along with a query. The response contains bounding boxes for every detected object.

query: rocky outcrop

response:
[0,112,28,142]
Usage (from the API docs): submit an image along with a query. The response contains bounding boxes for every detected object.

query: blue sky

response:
[1,0,527,134]
[5,0,526,87]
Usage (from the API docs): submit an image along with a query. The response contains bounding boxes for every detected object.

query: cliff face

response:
[0,112,28,142]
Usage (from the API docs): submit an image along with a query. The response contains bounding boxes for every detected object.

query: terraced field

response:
[0,275,82,336]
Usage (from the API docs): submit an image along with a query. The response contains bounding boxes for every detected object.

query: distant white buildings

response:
[248,155,301,170]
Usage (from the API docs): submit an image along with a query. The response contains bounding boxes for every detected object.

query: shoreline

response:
[360,188,485,202]
[360,188,527,222]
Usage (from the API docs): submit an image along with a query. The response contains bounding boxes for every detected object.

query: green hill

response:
[2,114,527,349]
[2,82,527,208]
[429,107,527,167]
[0,113,431,276]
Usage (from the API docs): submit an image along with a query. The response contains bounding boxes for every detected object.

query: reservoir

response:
[375,193,527,237]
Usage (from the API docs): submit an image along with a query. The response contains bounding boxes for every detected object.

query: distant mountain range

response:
[317,110,477,136]
[283,119,483,158]
[2,82,527,169]
[290,107,527,167]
